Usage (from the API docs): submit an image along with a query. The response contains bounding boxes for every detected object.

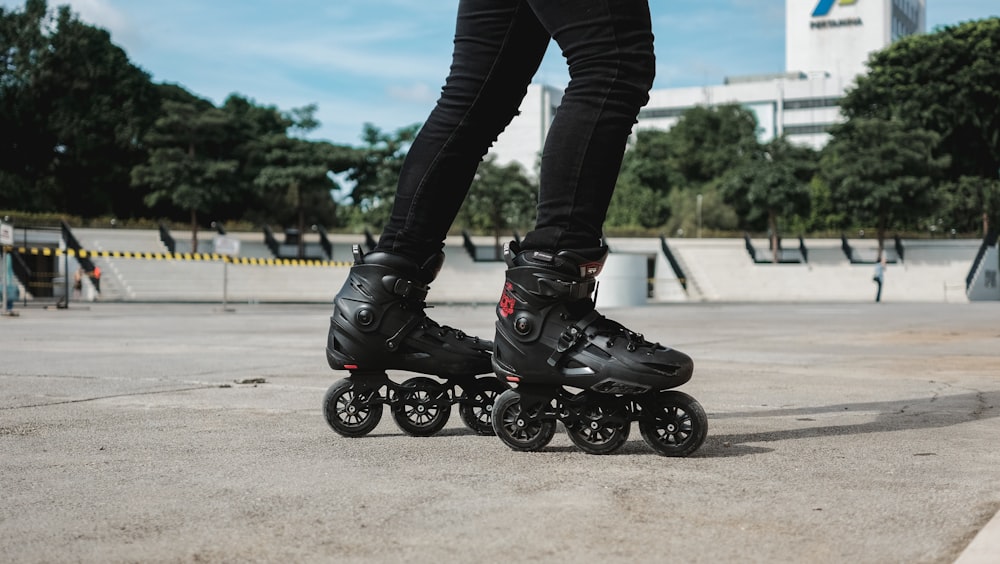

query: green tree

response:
[721,137,816,259]
[606,129,673,231]
[841,17,1000,234]
[0,0,52,210]
[621,129,676,195]
[251,106,356,257]
[343,123,419,231]
[219,94,291,217]
[456,155,536,255]
[131,92,239,252]
[0,0,158,216]
[821,118,949,256]
[662,104,760,188]
[253,136,352,257]
[605,172,665,232]
[606,106,757,234]
[938,176,1000,236]
[789,177,846,236]
[663,186,739,238]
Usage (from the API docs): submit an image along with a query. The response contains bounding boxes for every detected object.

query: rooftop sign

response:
[811,0,862,28]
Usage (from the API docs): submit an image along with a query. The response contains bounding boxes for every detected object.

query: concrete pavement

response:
[1,301,998,563]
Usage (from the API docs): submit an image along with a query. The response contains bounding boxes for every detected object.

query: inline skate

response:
[491,242,707,456]
[324,246,503,437]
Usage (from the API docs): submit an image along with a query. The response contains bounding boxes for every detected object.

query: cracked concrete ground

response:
[1,301,999,563]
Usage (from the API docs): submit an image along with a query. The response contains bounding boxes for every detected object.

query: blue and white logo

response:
[812,0,858,18]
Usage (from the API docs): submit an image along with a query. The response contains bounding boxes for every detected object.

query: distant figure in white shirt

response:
[872,254,887,303]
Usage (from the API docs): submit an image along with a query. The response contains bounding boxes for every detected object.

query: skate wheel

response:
[392,376,451,437]
[491,389,556,452]
[458,376,506,436]
[323,379,383,437]
[638,391,707,457]
[565,398,631,455]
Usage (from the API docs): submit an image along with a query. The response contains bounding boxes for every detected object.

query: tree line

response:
[2,1,998,256]
[613,16,1000,255]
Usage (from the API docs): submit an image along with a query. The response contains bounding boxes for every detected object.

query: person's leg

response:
[492,2,693,416]
[376,0,551,263]
[329,0,550,378]
[520,0,655,251]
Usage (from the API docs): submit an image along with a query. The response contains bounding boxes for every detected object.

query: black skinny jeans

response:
[376,0,655,263]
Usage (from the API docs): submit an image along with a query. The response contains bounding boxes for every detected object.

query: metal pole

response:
[697,193,703,239]
[65,251,70,307]
[2,248,7,313]
[222,257,229,311]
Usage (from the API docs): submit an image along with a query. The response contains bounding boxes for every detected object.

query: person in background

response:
[3,252,20,317]
[873,253,887,303]
[89,265,101,294]
[73,267,84,298]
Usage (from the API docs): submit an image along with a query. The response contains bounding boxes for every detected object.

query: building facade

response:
[490,0,926,171]
[488,84,562,176]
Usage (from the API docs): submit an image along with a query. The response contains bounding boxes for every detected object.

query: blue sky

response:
[3,0,998,146]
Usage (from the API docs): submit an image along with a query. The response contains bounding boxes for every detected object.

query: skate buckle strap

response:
[547,310,602,367]
[385,313,426,351]
[537,277,596,300]
[386,276,429,301]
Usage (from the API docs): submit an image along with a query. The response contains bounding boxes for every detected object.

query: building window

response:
[638,107,691,119]
[784,123,834,135]
[891,0,918,38]
[783,97,841,110]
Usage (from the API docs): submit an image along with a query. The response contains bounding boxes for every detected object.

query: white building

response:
[489,84,562,176]
[491,0,926,169]
[787,0,925,77]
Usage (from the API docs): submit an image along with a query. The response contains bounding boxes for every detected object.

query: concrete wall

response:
[59,231,981,304]
[967,244,1000,301]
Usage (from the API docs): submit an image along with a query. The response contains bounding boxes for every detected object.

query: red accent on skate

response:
[579,261,604,278]
[344,364,358,370]
[498,281,516,318]
[505,375,520,383]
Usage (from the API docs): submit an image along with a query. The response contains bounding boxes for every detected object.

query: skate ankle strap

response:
[547,310,603,367]
[537,277,596,300]
[384,275,429,301]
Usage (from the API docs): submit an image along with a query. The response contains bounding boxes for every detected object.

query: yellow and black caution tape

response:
[225,255,352,267]
[2,245,351,267]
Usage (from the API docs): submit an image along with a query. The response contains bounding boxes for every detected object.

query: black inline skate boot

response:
[323,246,503,438]
[491,241,707,456]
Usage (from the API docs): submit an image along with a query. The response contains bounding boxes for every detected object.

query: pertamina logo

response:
[812,0,857,17]
[810,0,862,29]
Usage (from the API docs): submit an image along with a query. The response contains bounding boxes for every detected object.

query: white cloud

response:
[232,35,450,84]
[59,0,142,48]
[386,83,438,104]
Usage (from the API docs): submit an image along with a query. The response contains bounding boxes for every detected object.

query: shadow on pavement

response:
[699,390,998,458]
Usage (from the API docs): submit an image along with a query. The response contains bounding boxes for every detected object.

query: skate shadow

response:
[435,427,493,438]
[330,390,998,458]
[692,389,1000,459]
[331,426,498,439]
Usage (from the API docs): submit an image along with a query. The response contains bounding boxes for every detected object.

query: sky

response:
[3,0,998,146]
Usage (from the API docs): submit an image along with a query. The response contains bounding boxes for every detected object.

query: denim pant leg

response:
[377,0,551,262]
[521,0,655,251]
